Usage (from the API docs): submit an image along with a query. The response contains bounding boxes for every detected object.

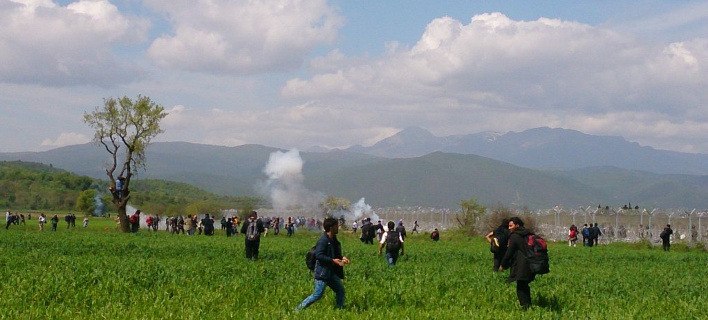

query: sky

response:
[2,0,708,154]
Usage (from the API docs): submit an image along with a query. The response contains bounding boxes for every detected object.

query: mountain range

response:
[1,127,707,209]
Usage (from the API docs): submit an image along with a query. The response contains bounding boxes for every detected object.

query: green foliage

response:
[0,224,706,318]
[458,197,486,235]
[0,161,92,211]
[75,189,97,216]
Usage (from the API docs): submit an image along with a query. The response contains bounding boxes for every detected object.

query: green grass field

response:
[1,217,706,319]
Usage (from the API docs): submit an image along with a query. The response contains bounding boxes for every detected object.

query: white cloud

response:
[0,0,150,87]
[145,0,344,74]
[281,12,708,152]
[41,132,91,148]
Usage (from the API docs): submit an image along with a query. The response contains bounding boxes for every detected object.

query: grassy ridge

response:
[1,219,706,319]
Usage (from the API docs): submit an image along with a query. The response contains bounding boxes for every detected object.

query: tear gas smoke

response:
[258,149,325,213]
[257,149,378,221]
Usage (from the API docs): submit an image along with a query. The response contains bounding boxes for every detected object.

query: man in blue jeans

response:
[379,221,405,266]
[296,218,350,310]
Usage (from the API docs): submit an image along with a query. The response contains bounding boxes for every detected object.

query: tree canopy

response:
[83,95,167,232]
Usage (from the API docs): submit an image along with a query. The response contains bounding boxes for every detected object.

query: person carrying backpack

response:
[500,217,536,309]
[379,221,405,266]
[581,224,590,246]
[660,224,673,251]
[240,211,265,261]
[486,219,510,272]
[296,217,350,311]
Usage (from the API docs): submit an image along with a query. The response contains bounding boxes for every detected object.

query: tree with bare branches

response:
[83,95,167,232]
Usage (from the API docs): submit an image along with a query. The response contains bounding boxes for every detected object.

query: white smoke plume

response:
[259,149,325,213]
[345,197,379,223]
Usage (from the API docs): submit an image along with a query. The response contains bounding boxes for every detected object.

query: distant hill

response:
[0,161,257,213]
[345,127,708,175]
[2,128,708,209]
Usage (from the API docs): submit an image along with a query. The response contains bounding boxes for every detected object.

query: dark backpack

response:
[490,229,508,253]
[305,245,317,271]
[386,231,402,251]
[524,234,550,275]
[582,227,590,238]
[246,220,260,240]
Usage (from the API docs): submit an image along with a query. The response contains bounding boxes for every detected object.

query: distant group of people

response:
[580,223,602,247]
[5,209,91,232]
[5,209,25,229]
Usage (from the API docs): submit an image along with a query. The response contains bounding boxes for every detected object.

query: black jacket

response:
[240,218,265,238]
[313,232,344,280]
[500,226,535,283]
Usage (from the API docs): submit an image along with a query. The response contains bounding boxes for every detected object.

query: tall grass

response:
[1,218,706,319]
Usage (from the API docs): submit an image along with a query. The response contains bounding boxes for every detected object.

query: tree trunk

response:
[117,204,130,233]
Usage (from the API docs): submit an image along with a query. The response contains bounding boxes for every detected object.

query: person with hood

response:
[240,211,265,261]
[296,217,350,310]
[500,217,535,309]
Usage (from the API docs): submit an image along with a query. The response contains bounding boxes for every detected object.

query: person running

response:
[500,217,535,309]
[379,221,405,266]
[296,217,350,311]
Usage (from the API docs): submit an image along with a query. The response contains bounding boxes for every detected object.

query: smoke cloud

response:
[259,149,325,213]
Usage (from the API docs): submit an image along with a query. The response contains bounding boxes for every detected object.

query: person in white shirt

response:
[379,221,405,266]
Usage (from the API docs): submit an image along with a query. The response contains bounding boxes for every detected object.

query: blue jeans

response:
[296,276,345,310]
[386,251,399,266]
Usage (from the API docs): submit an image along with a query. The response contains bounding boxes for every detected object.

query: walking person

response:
[379,221,405,266]
[568,224,578,247]
[5,209,12,229]
[50,215,59,232]
[412,220,420,234]
[591,223,602,246]
[296,217,350,311]
[486,219,510,272]
[38,213,46,231]
[660,224,673,251]
[500,217,535,309]
[581,224,590,246]
[240,211,265,261]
